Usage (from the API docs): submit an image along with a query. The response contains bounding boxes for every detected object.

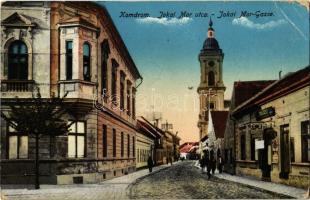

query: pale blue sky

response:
[100,1,309,142]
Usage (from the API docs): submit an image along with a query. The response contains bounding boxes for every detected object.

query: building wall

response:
[1,2,51,98]
[235,86,310,189]
[136,132,154,168]
[1,2,141,185]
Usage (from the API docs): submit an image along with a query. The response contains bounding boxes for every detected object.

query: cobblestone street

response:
[2,161,302,199]
[129,161,291,199]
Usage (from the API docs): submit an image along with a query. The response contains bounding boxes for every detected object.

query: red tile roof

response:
[233,80,275,108]
[233,66,310,116]
[179,142,199,153]
[210,111,229,139]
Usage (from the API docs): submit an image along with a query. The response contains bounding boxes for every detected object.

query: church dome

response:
[203,38,220,50]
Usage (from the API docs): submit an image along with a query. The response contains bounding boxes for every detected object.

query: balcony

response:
[1,80,37,99]
[1,80,35,92]
[58,79,97,101]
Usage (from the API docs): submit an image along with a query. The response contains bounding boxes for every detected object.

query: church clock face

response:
[208,61,215,67]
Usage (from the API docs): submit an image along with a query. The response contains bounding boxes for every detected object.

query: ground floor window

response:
[8,126,28,159]
[68,121,86,158]
[250,136,256,161]
[301,120,310,162]
[290,137,295,162]
[240,134,246,160]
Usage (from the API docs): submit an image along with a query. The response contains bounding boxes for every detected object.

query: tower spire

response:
[207,17,215,38]
[209,16,213,28]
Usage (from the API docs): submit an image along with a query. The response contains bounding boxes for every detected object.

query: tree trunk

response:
[35,133,40,189]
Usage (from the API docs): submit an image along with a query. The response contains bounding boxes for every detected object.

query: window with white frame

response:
[68,121,86,158]
[8,125,28,159]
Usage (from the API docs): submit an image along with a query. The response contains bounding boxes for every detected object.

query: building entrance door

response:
[260,129,275,181]
[280,125,290,179]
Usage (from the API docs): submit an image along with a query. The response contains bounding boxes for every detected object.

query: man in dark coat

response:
[147,156,154,173]
[210,150,216,174]
[205,151,211,179]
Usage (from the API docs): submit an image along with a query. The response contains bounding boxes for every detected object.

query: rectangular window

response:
[127,81,131,116]
[83,43,91,81]
[209,102,215,110]
[121,132,124,157]
[120,71,125,110]
[240,134,246,160]
[301,120,310,162]
[250,136,255,161]
[102,125,107,157]
[290,137,295,162]
[101,41,109,97]
[66,41,73,80]
[132,88,136,119]
[113,129,116,157]
[68,121,86,158]
[8,126,28,159]
[127,134,130,157]
[132,136,135,157]
[111,60,118,105]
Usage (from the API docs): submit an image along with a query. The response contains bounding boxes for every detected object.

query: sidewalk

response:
[215,173,307,199]
[1,163,173,200]
[194,160,308,199]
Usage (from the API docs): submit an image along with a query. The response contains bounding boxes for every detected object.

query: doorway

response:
[280,125,290,179]
[260,129,275,181]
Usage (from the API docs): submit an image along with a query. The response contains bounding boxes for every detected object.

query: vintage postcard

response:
[0,1,309,199]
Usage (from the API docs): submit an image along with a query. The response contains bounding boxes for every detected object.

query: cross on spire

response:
[209,16,213,27]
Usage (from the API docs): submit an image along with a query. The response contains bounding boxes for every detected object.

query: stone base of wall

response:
[236,162,310,189]
[270,163,309,189]
[1,159,136,185]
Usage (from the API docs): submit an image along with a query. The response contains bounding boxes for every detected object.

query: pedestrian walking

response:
[218,155,223,173]
[200,151,206,173]
[147,155,153,173]
[205,151,211,179]
[210,150,216,174]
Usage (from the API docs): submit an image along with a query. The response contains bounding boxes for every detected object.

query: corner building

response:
[1,1,142,184]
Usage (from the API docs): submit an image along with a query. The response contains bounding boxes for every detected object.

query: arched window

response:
[8,40,28,80]
[83,42,91,81]
[208,71,215,86]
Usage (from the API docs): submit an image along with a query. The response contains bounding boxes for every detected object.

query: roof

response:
[179,142,198,149]
[138,116,165,138]
[179,142,199,153]
[137,119,157,139]
[200,135,208,142]
[233,80,275,108]
[137,118,161,139]
[233,66,310,116]
[210,111,229,139]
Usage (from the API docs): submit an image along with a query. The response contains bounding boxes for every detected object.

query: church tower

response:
[197,18,226,140]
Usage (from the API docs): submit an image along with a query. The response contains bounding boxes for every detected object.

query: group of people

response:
[200,149,223,179]
[147,155,175,173]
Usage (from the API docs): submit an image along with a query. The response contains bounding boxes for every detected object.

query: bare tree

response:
[1,87,72,189]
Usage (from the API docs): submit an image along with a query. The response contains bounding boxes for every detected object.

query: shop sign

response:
[255,140,264,150]
[256,107,275,120]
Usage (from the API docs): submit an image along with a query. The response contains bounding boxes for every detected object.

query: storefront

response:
[233,66,310,188]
